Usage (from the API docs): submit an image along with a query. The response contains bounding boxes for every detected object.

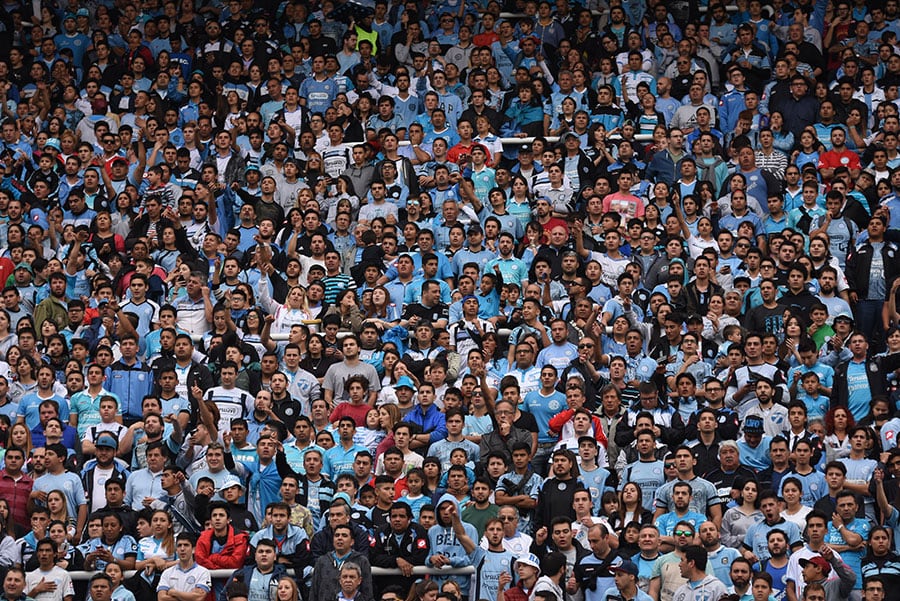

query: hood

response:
[436,493,461,527]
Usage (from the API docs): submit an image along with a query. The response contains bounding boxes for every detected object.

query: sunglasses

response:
[665,463,675,469]
[673,530,694,537]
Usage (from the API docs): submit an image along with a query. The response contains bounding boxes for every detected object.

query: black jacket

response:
[310,520,371,562]
[370,522,430,593]
[833,353,900,408]
[845,239,900,300]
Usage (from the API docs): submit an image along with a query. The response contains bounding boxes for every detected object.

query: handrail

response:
[497,6,737,18]
[396,134,654,147]
[65,566,476,580]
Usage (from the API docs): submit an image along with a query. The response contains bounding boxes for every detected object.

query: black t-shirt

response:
[402,302,449,324]
[514,411,539,436]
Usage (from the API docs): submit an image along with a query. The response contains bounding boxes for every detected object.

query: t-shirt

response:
[25,566,74,601]
[322,361,381,403]
[825,518,870,589]
[655,477,721,515]
[158,562,212,594]
[620,460,666,512]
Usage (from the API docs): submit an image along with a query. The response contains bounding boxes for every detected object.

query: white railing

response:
[66,566,476,580]
[396,134,654,147]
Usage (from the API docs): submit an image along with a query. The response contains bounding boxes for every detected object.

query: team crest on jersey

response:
[417,538,427,549]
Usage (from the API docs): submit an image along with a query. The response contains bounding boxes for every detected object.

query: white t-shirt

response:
[91,466,115,512]
[26,566,74,601]
[158,562,212,595]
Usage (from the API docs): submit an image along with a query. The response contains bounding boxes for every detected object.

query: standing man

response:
[30,443,87,539]
[157,534,212,601]
[0,446,32,527]
[670,545,728,601]
[846,216,900,354]
[322,336,381,406]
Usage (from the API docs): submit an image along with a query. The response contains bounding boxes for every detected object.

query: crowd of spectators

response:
[5,1,900,601]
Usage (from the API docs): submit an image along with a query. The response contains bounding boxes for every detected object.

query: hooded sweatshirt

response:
[428,493,479,595]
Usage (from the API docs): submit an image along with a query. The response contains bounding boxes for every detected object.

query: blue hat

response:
[610,559,639,576]
[44,138,61,152]
[332,492,352,506]
[395,375,416,390]
[96,433,118,449]
[76,8,89,17]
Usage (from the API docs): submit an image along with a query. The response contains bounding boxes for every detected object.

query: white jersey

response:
[203,386,254,434]
[158,562,212,595]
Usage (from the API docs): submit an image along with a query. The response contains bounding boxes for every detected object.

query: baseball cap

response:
[15,262,32,274]
[610,559,639,576]
[743,415,765,434]
[561,131,579,142]
[44,138,61,152]
[217,474,245,492]
[799,556,831,575]
[518,144,532,154]
[515,553,541,573]
[331,492,352,507]
[833,313,854,324]
[76,8,90,17]
[395,375,416,390]
[96,433,118,449]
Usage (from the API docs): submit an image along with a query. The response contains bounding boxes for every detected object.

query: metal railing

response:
[396,134,654,147]
[66,566,476,580]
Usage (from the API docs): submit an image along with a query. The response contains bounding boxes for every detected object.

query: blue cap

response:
[610,559,639,576]
[95,433,118,449]
[395,375,416,390]
[332,492,352,506]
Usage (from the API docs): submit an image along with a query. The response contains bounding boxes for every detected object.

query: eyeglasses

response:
[499,516,517,522]
[673,530,694,536]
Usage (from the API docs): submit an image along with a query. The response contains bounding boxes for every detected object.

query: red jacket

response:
[504,582,533,601]
[195,526,249,569]
[0,469,32,526]
[548,409,609,448]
